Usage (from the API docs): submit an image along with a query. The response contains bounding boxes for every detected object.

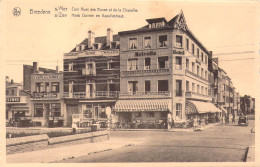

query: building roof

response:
[23,64,56,74]
[70,34,120,52]
[6,83,22,88]
[118,10,210,55]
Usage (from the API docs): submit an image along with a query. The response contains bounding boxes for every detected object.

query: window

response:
[192,83,195,92]
[36,82,43,92]
[197,65,200,76]
[186,81,189,92]
[108,61,117,69]
[45,82,50,92]
[51,82,59,92]
[158,56,169,69]
[176,35,183,47]
[186,38,189,50]
[186,58,189,70]
[192,44,195,54]
[158,80,168,91]
[176,103,182,119]
[128,81,138,94]
[144,36,151,49]
[176,57,182,69]
[205,87,208,95]
[201,86,204,95]
[201,52,204,62]
[205,55,208,65]
[205,71,208,80]
[147,112,154,118]
[127,59,138,70]
[34,103,43,117]
[11,89,15,95]
[145,80,151,93]
[111,42,117,49]
[6,90,9,95]
[201,68,204,78]
[192,62,195,73]
[93,44,99,50]
[135,112,142,117]
[129,38,137,50]
[197,48,200,58]
[69,63,74,71]
[159,35,168,47]
[83,108,93,118]
[176,80,182,96]
[197,85,200,94]
[50,103,61,117]
[144,57,151,69]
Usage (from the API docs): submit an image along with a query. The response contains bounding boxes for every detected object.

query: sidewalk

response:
[7,137,143,163]
[246,145,255,162]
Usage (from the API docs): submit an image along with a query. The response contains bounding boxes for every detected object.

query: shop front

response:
[185,100,221,124]
[113,99,171,129]
[7,105,31,127]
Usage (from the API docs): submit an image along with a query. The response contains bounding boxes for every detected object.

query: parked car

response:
[238,116,249,126]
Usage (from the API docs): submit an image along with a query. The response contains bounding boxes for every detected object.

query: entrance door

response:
[67,105,78,126]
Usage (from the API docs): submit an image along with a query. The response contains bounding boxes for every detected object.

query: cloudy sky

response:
[2,0,259,97]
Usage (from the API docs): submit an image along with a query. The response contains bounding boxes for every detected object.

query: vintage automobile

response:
[238,116,249,126]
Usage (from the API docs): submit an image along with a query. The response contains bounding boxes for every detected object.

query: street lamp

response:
[105,106,112,139]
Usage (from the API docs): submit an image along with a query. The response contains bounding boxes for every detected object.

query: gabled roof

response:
[70,35,120,52]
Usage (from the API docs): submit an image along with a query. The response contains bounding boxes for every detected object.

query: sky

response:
[2,0,259,97]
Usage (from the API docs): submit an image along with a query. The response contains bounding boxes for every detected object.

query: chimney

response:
[56,66,59,73]
[107,28,113,47]
[88,30,95,49]
[33,62,38,73]
[81,44,86,51]
[11,79,14,84]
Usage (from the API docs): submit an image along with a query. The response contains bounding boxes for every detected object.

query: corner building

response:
[114,11,220,126]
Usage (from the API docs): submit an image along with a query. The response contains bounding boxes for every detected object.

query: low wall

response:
[6,134,49,154]
[6,130,109,154]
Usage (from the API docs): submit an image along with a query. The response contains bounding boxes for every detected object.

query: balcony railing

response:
[32,92,60,99]
[123,68,169,74]
[82,68,96,75]
[62,91,118,98]
[119,91,171,97]
[185,69,208,82]
[185,91,212,101]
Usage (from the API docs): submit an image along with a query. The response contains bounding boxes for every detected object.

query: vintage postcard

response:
[1,0,259,166]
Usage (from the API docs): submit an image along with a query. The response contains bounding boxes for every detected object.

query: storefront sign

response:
[6,97,20,102]
[196,59,201,65]
[34,75,60,80]
[173,50,184,55]
[135,51,156,57]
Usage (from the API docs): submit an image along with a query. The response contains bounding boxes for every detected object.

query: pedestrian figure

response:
[72,122,78,134]
[193,116,198,130]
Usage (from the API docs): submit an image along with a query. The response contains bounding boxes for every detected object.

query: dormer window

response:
[93,43,102,50]
[144,36,151,49]
[159,35,168,47]
[111,41,118,49]
[129,38,137,50]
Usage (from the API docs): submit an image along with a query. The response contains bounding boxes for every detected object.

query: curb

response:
[245,145,255,162]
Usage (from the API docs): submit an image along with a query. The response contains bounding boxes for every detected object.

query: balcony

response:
[123,68,169,75]
[32,92,60,99]
[82,68,96,75]
[185,91,212,101]
[185,69,208,83]
[62,91,118,99]
[119,91,171,99]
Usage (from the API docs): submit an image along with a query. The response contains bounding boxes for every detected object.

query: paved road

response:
[61,120,255,162]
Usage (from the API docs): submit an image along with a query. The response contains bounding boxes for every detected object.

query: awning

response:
[185,100,221,115]
[113,99,171,112]
[11,106,29,111]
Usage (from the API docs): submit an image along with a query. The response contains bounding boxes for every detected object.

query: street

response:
[61,120,255,162]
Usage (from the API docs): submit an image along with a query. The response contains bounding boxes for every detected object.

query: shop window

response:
[83,109,92,118]
[50,103,61,117]
[176,103,182,119]
[145,80,151,93]
[135,112,142,118]
[128,81,138,94]
[192,44,195,54]
[129,38,137,50]
[34,103,43,117]
[176,35,182,47]
[144,57,151,69]
[176,57,182,69]
[186,38,189,50]
[147,112,154,118]
[51,82,59,93]
[158,80,168,92]
[144,36,151,49]
[158,56,169,69]
[159,35,168,47]
[176,80,182,96]
[127,58,138,71]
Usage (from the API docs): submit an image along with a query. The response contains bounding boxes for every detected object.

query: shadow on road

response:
[171,145,246,151]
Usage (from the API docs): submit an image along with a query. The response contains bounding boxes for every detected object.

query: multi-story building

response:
[6,78,31,124]
[233,89,240,116]
[63,28,120,127]
[114,10,220,126]
[29,62,65,127]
